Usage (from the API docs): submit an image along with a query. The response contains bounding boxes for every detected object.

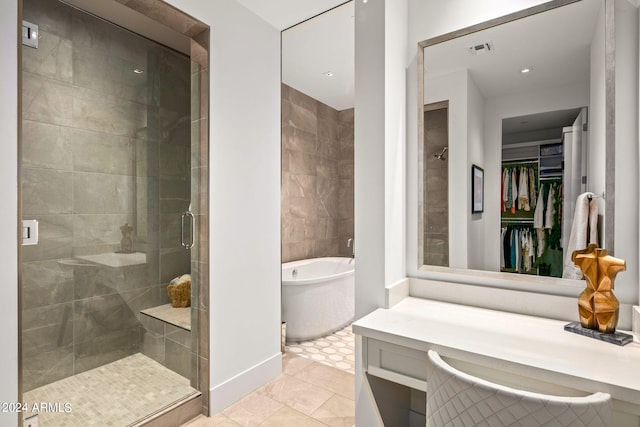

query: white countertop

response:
[353,297,640,406]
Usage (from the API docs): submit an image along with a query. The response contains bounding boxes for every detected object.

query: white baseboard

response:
[209,352,282,414]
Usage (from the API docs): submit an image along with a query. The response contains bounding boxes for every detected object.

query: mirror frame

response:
[416,0,615,295]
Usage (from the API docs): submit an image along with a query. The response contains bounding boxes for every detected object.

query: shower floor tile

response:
[285,324,354,374]
[22,353,198,426]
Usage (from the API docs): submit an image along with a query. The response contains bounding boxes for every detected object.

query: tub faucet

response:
[347,238,355,258]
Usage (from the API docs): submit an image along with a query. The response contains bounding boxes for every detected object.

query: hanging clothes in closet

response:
[533,181,562,248]
[533,186,546,257]
[500,225,537,273]
[501,165,538,213]
[531,180,564,277]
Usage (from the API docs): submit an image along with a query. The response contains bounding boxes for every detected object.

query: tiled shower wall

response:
[21,0,191,392]
[423,107,449,266]
[281,84,354,263]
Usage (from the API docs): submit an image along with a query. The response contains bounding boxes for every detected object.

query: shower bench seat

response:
[140,304,191,331]
[138,304,193,381]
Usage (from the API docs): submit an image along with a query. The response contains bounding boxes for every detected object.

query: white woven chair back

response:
[426,350,611,427]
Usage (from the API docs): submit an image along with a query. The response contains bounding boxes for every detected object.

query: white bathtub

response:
[282,257,355,342]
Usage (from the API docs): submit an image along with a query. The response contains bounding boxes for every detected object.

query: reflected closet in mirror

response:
[501,107,590,278]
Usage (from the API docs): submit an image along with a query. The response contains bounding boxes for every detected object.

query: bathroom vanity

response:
[353,291,640,426]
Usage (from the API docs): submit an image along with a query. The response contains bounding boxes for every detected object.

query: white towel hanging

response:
[563,192,599,279]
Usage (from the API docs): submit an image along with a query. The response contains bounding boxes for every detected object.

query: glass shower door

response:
[20,0,200,424]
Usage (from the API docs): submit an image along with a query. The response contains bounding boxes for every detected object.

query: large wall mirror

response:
[417,0,618,292]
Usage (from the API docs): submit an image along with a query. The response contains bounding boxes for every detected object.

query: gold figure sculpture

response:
[572,244,626,333]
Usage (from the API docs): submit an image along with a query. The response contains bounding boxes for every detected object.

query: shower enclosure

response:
[19,0,209,424]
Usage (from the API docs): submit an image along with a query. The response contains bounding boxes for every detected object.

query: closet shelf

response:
[501,218,534,223]
[501,211,535,221]
[502,159,539,166]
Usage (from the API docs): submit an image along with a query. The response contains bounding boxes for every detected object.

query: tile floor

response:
[20,326,355,426]
[183,353,355,427]
[284,325,355,374]
[22,353,198,426]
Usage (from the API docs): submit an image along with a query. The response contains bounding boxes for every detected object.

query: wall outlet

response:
[22,20,39,49]
[24,414,38,427]
[22,219,38,245]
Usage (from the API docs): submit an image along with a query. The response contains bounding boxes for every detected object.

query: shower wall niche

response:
[21,0,192,392]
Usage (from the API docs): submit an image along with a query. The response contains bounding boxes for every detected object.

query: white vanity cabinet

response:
[353,297,640,427]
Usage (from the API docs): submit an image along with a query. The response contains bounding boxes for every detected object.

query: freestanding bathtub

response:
[282,257,355,342]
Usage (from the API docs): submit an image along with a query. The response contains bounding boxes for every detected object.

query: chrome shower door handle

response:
[180,211,195,249]
[180,212,187,249]
[188,211,195,249]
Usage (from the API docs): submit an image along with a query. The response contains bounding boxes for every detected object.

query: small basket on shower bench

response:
[167,274,191,308]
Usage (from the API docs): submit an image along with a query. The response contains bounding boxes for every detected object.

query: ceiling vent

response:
[467,42,494,55]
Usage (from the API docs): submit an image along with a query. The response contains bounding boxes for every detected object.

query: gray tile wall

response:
[190,48,211,407]
[337,109,355,258]
[423,107,449,266]
[21,0,191,392]
[282,84,354,263]
[140,315,192,379]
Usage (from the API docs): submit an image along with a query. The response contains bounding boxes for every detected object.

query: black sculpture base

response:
[564,322,633,346]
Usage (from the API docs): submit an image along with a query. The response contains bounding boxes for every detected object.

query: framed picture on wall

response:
[471,164,484,213]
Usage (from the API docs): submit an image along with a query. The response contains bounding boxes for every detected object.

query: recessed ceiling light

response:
[322,71,334,77]
[133,68,144,74]
[363,0,368,3]
[520,67,532,74]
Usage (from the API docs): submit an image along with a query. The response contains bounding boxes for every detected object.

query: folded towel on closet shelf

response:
[563,192,599,279]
